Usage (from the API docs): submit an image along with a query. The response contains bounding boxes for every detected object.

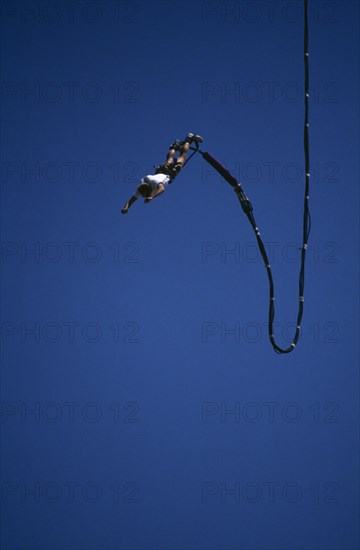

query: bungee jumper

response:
[120,0,311,355]
[121,133,203,214]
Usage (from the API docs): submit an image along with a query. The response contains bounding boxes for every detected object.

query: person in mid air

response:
[121,132,203,214]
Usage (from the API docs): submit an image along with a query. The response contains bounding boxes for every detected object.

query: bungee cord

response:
[190,0,311,354]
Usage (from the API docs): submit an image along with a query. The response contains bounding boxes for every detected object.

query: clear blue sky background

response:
[1,1,359,549]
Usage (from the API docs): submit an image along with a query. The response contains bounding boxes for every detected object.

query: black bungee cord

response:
[192,0,311,354]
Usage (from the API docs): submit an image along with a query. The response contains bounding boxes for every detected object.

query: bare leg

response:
[156,137,194,179]
[176,141,190,167]
[165,139,190,166]
[165,148,176,164]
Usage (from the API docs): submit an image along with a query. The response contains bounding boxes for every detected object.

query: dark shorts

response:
[157,161,183,180]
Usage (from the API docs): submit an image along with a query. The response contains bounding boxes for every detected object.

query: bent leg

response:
[165,148,176,164]
[176,141,190,166]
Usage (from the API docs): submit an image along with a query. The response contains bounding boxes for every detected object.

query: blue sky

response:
[1,1,359,549]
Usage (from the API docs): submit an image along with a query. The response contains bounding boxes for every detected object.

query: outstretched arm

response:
[121,195,138,214]
[144,184,165,203]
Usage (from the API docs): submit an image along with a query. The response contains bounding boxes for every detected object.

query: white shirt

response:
[134,174,170,198]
